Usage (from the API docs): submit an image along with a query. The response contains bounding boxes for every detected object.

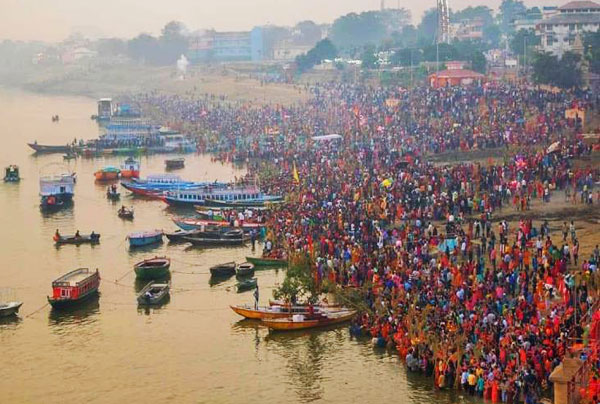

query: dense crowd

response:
[128,81,600,403]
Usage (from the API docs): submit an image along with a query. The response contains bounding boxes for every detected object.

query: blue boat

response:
[127,230,163,247]
[122,174,228,197]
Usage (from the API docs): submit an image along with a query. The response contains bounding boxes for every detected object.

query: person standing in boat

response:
[253,283,259,310]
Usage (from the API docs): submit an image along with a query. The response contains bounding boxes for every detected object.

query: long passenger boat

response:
[163,185,281,207]
[230,304,342,320]
[173,217,263,231]
[28,143,74,154]
[261,310,357,331]
[47,268,100,309]
[121,175,227,197]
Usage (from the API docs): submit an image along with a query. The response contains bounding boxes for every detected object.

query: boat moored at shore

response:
[47,268,100,309]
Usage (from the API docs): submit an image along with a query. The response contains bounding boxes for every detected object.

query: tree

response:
[451,6,494,27]
[294,21,322,45]
[583,29,600,74]
[483,24,502,48]
[470,51,487,73]
[532,51,582,89]
[360,44,378,69]
[510,29,540,57]
[295,38,338,73]
[96,38,126,57]
[127,33,161,64]
[417,8,439,45]
[390,48,422,67]
[330,11,387,49]
[499,0,527,34]
[423,43,458,62]
[159,21,188,64]
[272,254,317,303]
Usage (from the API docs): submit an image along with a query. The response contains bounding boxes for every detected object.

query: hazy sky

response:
[0,0,563,42]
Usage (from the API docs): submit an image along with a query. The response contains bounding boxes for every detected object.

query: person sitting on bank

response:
[75,230,80,238]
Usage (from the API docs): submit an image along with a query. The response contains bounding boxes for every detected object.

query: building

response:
[537,0,600,56]
[272,43,311,61]
[450,18,484,41]
[428,62,485,88]
[188,27,264,62]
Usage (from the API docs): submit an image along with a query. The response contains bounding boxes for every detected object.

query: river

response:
[0,88,479,404]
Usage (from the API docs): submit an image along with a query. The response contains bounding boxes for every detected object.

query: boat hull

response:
[54,234,100,245]
[28,143,73,154]
[120,170,140,179]
[128,234,163,247]
[95,172,119,181]
[246,257,288,267]
[261,311,356,331]
[0,302,23,317]
[121,182,163,198]
[48,289,99,309]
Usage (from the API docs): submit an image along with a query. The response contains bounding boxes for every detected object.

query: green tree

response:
[510,29,540,57]
[127,33,161,64]
[483,24,502,47]
[423,43,458,62]
[294,21,322,45]
[295,38,337,72]
[584,29,600,74]
[532,51,582,89]
[390,48,422,67]
[361,45,378,69]
[451,6,494,26]
[159,21,188,64]
[499,0,527,34]
[330,11,387,48]
[470,51,487,73]
[417,8,439,45]
[273,254,317,303]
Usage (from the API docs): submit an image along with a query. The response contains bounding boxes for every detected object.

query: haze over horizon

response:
[0,0,564,42]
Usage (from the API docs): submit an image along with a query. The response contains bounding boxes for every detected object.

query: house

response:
[187,27,264,62]
[428,68,485,88]
[536,0,600,56]
[272,43,311,61]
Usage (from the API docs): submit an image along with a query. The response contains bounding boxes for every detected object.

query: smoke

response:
[176,54,189,80]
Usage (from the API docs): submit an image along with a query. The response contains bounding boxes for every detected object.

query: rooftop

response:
[540,12,600,24]
[559,1,600,11]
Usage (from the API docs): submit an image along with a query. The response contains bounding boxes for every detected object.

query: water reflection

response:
[48,294,100,327]
[137,295,171,315]
[0,314,22,327]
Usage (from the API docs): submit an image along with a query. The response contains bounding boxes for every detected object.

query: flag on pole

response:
[293,161,300,184]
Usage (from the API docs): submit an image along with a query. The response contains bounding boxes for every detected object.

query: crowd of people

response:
[129,81,600,403]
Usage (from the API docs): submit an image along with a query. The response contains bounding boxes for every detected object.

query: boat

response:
[164,228,202,242]
[261,310,357,331]
[94,166,120,181]
[127,230,163,247]
[235,262,255,277]
[204,197,283,208]
[106,185,120,200]
[121,175,228,198]
[173,217,263,231]
[183,229,247,246]
[118,206,134,219]
[236,278,257,292]
[63,152,76,160]
[230,304,338,320]
[165,157,185,170]
[163,185,281,207]
[3,165,20,182]
[0,301,23,317]
[28,143,73,154]
[47,268,100,309]
[54,232,100,245]
[137,282,170,305]
[246,256,288,267]
[209,262,236,277]
[134,257,171,280]
[40,173,75,210]
[120,157,140,178]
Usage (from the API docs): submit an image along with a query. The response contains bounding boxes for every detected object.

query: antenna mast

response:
[437,0,450,44]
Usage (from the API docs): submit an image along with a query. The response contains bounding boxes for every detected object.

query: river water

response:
[0,89,480,404]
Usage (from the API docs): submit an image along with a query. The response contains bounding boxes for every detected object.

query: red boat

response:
[47,268,100,309]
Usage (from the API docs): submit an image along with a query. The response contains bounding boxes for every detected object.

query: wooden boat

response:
[134,257,171,280]
[4,165,20,182]
[184,229,247,246]
[118,206,134,219]
[261,310,357,331]
[165,157,185,170]
[106,187,120,200]
[230,304,338,320]
[245,256,288,267]
[120,157,140,179]
[54,232,100,245]
[127,230,163,247]
[164,229,201,242]
[236,278,257,292]
[47,268,100,309]
[40,173,74,211]
[235,262,255,277]
[173,217,263,231]
[0,301,23,317]
[28,143,73,154]
[204,197,283,208]
[63,153,76,160]
[136,282,170,305]
[94,166,120,181]
[209,262,236,277]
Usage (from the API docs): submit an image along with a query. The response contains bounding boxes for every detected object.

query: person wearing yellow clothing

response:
[468,371,477,395]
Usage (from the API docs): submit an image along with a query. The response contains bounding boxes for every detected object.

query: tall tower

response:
[437,0,450,44]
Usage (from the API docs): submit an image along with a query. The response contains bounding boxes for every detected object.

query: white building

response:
[537,1,600,56]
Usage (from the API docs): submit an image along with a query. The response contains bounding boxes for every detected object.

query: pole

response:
[410,49,413,88]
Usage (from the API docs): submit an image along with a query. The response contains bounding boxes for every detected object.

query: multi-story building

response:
[188,27,264,62]
[537,0,600,56]
[450,18,484,41]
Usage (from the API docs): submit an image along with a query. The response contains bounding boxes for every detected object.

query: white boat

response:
[0,301,23,317]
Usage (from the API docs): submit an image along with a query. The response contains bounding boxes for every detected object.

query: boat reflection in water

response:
[48,293,100,326]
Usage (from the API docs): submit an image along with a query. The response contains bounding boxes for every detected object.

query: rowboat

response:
[209,262,236,277]
[63,153,76,160]
[245,256,288,267]
[204,197,283,208]
[165,228,201,242]
[235,262,255,277]
[47,268,100,309]
[236,278,258,292]
[28,143,73,154]
[118,207,134,219]
[3,165,20,182]
[128,230,163,247]
[230,304,339,320]
[173,217,262,231]
[137,282,170,305]
[106,187,120,200]
[165,157,185,170]
[94,166,120,181]
[261,310,357,331]
[134,257,171,280]
[183,229,248,246]
[54,233,100,245]
[0,301,23,317]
